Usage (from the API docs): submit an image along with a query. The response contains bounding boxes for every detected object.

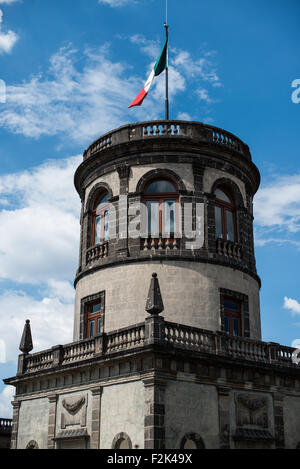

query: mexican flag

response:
[129,38,168,108]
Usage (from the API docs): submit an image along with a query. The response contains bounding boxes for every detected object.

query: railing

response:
[63,338,95,364]
[19,320,298,375]
[83,121,251,161]
[25,349,54,373]
[141,237,180,251]
[0,418,13,430]
[106,323,145,353]
[86,242,108,264]
[164,323,216,353]
[216,239,242,261]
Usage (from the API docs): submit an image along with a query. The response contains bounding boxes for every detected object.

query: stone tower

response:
[73,120,261,341]
[5,120,300,450]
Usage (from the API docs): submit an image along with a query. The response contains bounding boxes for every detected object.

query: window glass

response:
[226,210,235,242]
[233,318,240,337]
[147,201,159,235]
[224,300,238,311]
[88,320,95,338]
[97,318,102,335]
[104,211,109,241]
[215,188,232,204]
[164,200,176,234]
[95,193,110,211]
[224,315,230,334]
[146,180,176,194]
[94,215,102,245]
[90,303,101,315]
[215,206,223,239]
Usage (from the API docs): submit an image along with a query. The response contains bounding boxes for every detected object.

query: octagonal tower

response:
[73,120,261,342]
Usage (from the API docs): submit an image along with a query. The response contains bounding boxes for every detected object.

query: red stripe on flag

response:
[128,88,148,108]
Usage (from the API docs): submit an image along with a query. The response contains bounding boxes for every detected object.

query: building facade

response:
[4,120,300,449]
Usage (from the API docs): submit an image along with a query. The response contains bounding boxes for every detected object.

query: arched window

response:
[214,188,237,242]
[143,179,179,237]
[92,193,110,246]
[180,433,205,450]
[112,433,132,449]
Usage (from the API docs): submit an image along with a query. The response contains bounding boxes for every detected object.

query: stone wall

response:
[74,260,261,340]
[164,379,219,449]
[17,397,49,449]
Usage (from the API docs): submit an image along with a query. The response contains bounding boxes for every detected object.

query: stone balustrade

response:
[18,319,298,375]
[141,237,180,251]
[106,323,145,354]
[83,121,251,161]
[0,418,12,430]
[216,239,242,261]
[86,242,108,264]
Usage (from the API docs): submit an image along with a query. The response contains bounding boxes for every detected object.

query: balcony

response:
[141,236,181,251]
[86,242,108,265]
[216,239,242,261]
[0,418,12,435]
[82,120,252,162]
[16,318,298,376]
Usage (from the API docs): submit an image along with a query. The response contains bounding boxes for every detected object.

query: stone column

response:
[91,387,103,449]
[10,401,21,450]
[47,395,58,449]
[143,377,166,450]
[217,386,231,449]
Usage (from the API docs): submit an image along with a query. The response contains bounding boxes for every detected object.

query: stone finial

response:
[146,273,164,316]
[19,320,33,355]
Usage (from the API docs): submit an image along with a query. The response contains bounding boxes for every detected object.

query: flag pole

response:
[164,21,169,121]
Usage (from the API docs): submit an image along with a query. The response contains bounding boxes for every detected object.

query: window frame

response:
[80,292,105,341]
[214,187,237,243]
[142,178,180,237]
[91,193,110,247]
[223,297,242,337]
[86,301,104,339]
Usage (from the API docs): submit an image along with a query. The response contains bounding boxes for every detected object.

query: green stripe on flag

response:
[154,39,168,77]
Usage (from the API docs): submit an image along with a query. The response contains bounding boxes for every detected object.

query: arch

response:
[111,432,133,450]
[136,169,187,194]
[180,433,205,450]
[26,440,39,449]
[85,182,113,214]
[211,177,245,209]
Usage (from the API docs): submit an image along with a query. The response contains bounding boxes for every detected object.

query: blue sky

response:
[0,0,300,416]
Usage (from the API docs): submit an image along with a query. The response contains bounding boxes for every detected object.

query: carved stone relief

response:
[235,393,268,428]
[61,394,88,429]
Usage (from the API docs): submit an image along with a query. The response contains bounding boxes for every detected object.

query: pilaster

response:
[91,387,103,449]
[143,377,166,449]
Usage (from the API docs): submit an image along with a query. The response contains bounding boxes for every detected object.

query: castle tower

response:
[5,120,300,450]
[74,120,261,342]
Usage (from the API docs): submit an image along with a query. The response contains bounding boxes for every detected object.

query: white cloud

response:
[0,385,14,418]
[0,45,150,141]
[0,289,74,363]
[0,156,81,284]
[0,40,222,142]
[98,0,137,6]
[177,111,192,121]
[0,157,78,367]
[0,1,20,4]
[292,339,300,349]
[284,297,300,316]
[255,174,300,233]
[0,8,18,54]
